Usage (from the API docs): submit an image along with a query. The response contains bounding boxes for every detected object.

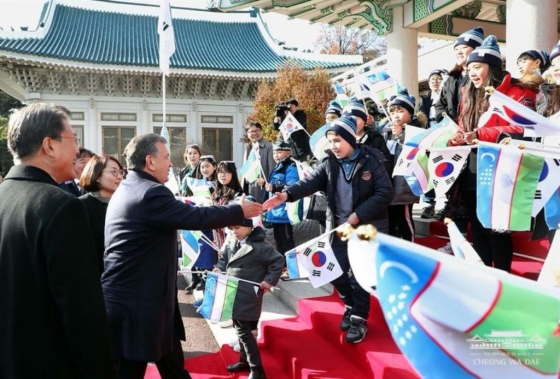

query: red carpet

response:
[146,222,549,379]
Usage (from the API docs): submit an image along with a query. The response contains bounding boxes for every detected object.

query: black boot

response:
[248,366,266,379]
[226,360,250,373]
[185,273,200,293]
[196,277,206,291]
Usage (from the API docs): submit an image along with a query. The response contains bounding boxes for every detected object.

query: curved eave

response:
[0,52,356,79]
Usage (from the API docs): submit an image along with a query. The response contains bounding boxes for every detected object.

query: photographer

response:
[273,99,311,161]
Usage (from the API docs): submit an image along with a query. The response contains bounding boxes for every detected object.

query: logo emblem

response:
[362,171,371,181]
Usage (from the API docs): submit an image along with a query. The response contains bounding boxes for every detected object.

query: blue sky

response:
[0,0,322,51]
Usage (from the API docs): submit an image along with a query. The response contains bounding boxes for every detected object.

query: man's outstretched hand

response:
[263,192,288,211]
[239,194,263,218]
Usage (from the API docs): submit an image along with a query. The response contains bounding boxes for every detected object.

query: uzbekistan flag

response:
[480,90,560,137]
[375,232,560,379]
[309,123,330,160]
[197,273,239,323]
[333,83,349,107]
[279,114,305,141]
[404,152,430,195]
[477,143,545,231]
[427,146,470,197]
[239,150,261,183]
[180,229,201,269]
[186,177,211,199]
[285,248,309,281]
[286,200,303,225]
[447,221,482,264]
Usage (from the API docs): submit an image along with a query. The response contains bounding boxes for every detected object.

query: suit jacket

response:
[101,170,244,362]
[0,165,114,379]
[215,227,284,321]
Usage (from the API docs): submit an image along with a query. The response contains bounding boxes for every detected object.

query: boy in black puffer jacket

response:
[263,116,393,345]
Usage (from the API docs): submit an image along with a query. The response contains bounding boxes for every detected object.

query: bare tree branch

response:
[314,25,387,62]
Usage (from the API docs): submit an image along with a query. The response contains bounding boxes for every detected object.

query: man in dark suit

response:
[101,133,262,379]
[0,104,115,378]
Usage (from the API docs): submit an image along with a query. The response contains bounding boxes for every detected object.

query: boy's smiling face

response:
[273,149,291,162]
[327,131,354,159]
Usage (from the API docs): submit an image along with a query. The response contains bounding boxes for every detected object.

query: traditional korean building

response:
[214,0,559,100]
[0,0,360,166]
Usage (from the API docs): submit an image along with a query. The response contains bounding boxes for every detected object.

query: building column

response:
[506,0,557,74]
[88,98,98,153]
[386,5,418,101]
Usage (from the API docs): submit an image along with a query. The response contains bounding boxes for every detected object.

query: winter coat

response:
[285,145,394,233]
[435,70,467,123]
[381,118,426,205]
[102,170,244,362]
[79,192,109,275]
[243,138,275,203]
[263,158,300,223]
[0,166,114,379]
[358,126,394,175]
[458,72,539,191]
[215,227,284,321]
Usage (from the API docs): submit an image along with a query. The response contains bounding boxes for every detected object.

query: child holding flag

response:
[263,116,393,344]
[263,141,300,262]
[214,200,284,379]
[384,90,425,241]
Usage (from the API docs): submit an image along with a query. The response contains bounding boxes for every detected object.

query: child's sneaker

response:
[345,316,368,343]
[192,299,203,308]
[340,308,352,331]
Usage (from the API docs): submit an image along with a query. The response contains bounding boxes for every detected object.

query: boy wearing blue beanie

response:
[262,116,394,344]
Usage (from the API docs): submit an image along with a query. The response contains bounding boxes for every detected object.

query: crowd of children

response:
[171,26,560,377]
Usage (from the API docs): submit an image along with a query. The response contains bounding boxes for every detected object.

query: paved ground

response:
[177,275,220,359]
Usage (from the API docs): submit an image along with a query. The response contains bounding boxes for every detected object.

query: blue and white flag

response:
[374,232,560,379]
[309,123,330,160]
[158,0,175,75]
[197,273,239,323]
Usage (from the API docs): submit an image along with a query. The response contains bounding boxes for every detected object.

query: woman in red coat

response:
[447,35,542,272]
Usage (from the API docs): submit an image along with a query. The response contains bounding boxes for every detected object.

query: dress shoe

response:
[248,366,266,379]
[226,361,250,373]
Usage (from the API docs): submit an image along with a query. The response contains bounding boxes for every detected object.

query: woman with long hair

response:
[179,144,202,196]
[79,155,124,274]
[213,161,244,249]
[447,35,541,272]
[434,27,485,123]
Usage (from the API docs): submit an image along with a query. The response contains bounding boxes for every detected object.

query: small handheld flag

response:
[197,273,239,323]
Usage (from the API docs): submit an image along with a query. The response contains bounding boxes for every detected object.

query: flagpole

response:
[177,270,280,289]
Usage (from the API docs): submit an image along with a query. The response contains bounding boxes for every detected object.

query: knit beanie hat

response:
[325,100,342,117]
[519,50,551,71]
[466,35,502,69]
[325,116,357,148]
[273,140,292,151]
[388,88,416,117]
[342,99,368,121]
[428,69,446,80]
[550,41,560,64]
[454,26,484,49]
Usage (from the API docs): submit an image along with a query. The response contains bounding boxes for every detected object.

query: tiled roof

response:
[0,2,359,73]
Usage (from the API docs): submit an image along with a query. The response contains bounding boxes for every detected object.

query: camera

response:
[275,103,289,119]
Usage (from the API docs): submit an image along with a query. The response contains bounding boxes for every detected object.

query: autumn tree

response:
[250,62,335,142]
[314,25,387,63]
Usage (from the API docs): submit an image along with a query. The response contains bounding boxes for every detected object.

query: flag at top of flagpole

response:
[158,0,176,76]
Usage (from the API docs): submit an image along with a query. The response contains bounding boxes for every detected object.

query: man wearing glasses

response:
[243,121,275,203]
[0,104,115,378]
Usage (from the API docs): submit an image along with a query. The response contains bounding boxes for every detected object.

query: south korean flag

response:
[303,239,342,288]
[428,146,470,197]
[532,156,560,216]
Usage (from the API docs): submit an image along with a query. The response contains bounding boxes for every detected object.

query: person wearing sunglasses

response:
[79,155,125,274]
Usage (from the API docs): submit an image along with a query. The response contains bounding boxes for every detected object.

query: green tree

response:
[250,62,335,142]
[0,115,11,175]
[0,90,23,118]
